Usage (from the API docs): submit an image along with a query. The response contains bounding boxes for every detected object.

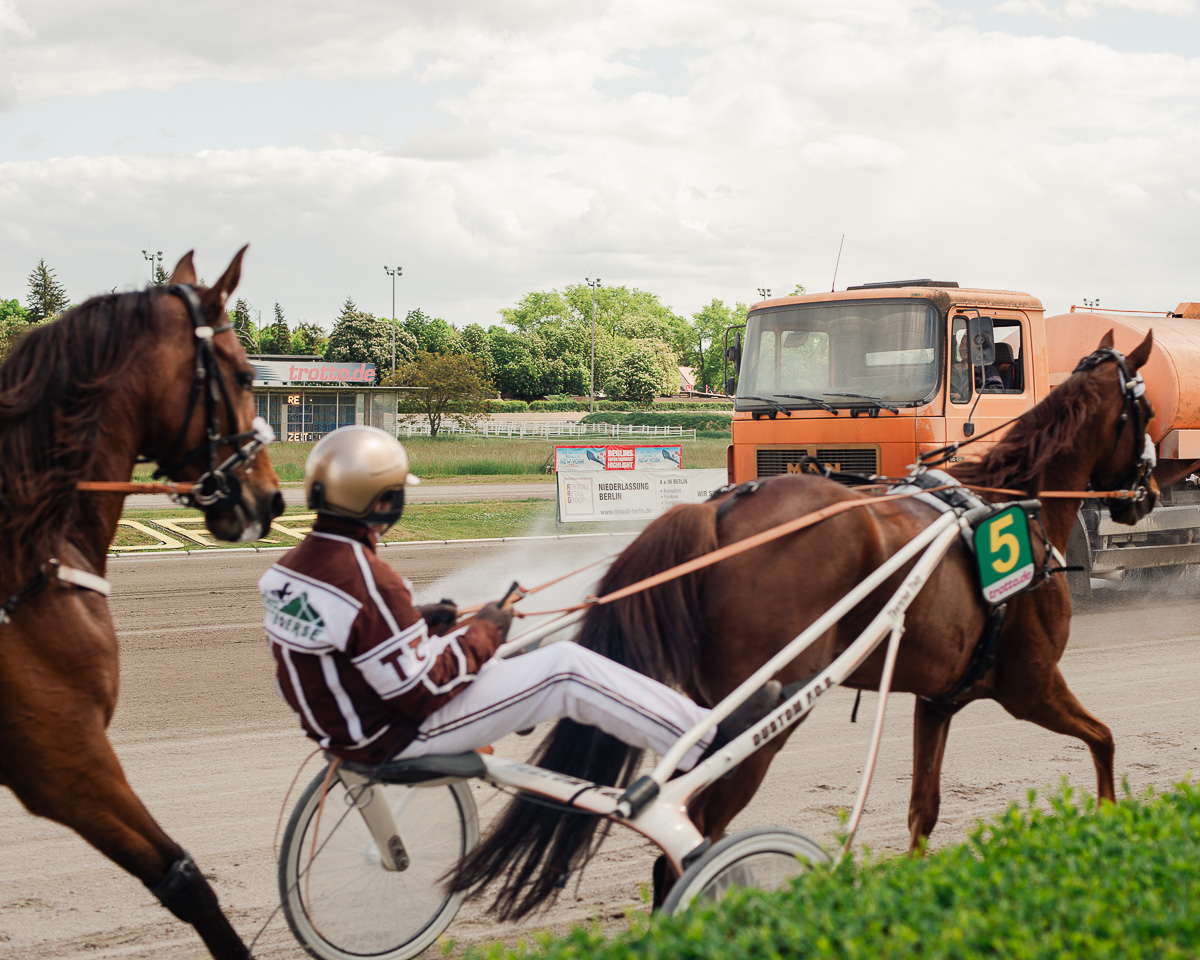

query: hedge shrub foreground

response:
[469,781,1200,960]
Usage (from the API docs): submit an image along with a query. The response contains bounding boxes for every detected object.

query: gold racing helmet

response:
[304,425,421,528]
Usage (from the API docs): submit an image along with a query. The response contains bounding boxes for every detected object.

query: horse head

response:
[1074,328,1158,526]
[143,247,284,542]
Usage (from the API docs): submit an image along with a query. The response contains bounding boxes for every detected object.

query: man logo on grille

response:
[786,459,841,475]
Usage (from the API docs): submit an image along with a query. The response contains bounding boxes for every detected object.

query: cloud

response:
[798,135,907,170]
[993,0,1196,18]
[1,0,1198,326]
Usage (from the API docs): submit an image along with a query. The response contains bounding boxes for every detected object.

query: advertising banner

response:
[553,445,684,473]
[252,360,376,385]
[557,468,727,523]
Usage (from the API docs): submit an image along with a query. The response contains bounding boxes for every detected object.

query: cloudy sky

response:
[1,0,1196,330]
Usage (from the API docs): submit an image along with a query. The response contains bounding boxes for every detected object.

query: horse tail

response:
[446,502,720,919]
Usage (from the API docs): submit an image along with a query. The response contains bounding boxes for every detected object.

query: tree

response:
[602,340,675,401]
[459,323,494,379]
[230,298,260,353]
[25,260,69,324]
[260,302,291,354]
[691,299,748,394]
[0,298,30,364]
[153,263,171,287]
[402,308,461,355]
[384,351,493,437]
[325,297,415,372]
[291,322,328,357]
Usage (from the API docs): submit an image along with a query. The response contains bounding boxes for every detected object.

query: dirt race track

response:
[2,539,1200,959]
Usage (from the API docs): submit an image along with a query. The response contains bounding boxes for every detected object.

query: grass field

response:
[131,434,730,483]
[112,502,649,550]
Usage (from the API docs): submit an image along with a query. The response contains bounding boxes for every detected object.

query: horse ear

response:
[1127,329,1154,371]
[1099,329,1114,350]
[202,244,248,317]
[168,251,197,285]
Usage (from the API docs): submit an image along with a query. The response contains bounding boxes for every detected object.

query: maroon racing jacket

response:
[258,515,502,762]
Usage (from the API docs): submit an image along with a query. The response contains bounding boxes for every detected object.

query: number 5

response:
[990,513,1019,574]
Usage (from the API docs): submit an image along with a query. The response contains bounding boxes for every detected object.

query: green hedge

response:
[472,782,1200,959]
[487,400,532,413]
[581,411,732,432]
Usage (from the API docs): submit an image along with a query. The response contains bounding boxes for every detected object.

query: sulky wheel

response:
[661,827,828,915]
[279,766,479,960]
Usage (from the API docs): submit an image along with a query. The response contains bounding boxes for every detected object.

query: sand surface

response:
[2,543,1197,958]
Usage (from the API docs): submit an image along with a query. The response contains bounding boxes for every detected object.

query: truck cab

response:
[727,280,1047,483]
[728,283,1200,596]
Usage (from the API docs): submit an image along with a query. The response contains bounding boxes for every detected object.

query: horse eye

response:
[236,372,254,390]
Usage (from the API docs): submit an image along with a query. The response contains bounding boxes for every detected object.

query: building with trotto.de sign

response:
[250,355,420,442]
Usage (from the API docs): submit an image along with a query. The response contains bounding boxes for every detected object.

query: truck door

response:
[945,313,1032,458]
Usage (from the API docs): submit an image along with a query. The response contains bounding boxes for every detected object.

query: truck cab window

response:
[950,316,1024,403]
[950,317,971,404]
[736,300,938,410]
[992,320,1024,393]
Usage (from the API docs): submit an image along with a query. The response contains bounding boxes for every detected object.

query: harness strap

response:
[922,602,1007,706]
[0,559,111,625]
[50,560,112,598]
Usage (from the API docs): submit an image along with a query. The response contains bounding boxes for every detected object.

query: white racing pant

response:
[395,642,715,771]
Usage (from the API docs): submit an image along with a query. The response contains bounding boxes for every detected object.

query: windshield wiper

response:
[774,394,840,415]
[823,392,899,414]
[741,396,792,417]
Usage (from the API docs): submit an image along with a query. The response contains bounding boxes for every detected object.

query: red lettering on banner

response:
[366,368,376,382]
[605,446,636,470]
[289,365,298,379]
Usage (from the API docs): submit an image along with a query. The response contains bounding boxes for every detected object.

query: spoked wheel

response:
[279,767,479,960]
[661,827,828,915]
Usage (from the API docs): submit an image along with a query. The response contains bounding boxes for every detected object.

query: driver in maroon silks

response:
[259,426,781,770]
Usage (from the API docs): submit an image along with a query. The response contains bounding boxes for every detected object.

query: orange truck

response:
[725,280,1200,596]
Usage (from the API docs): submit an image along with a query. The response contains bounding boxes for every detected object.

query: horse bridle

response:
[1071,346,1156,505]
[150,284,275,509]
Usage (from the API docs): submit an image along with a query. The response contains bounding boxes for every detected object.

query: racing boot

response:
[619,681,785,819]
[696,679,783,773]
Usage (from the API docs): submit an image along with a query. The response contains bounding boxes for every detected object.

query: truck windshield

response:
[736,300,940,408]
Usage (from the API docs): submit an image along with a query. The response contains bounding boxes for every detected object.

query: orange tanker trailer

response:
[725,281,1200,597]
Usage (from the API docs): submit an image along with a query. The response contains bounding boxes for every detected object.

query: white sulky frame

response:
[434,508,968,872]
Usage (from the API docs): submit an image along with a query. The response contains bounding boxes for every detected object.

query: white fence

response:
[398,420,697,440]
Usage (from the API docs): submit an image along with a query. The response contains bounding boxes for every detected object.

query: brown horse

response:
[451,329,1157,918]
[0,249,283,959]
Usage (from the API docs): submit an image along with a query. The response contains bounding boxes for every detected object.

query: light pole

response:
[384,264,402,374]
[757,287,771,301]
[142,249,162,284]
[585,277,601,413]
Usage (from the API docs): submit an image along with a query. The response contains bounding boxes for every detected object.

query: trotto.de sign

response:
[252,361,376,385]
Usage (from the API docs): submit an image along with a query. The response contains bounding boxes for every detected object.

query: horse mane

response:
[949,370,1106,494]
[0,290,159,570]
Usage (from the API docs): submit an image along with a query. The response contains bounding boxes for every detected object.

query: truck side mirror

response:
[964,315,996,366]
[724,331,742,366]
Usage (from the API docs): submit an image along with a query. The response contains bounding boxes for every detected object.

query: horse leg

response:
[996,665,1115,802]
[907,697,965,853]
[12,731,250,959]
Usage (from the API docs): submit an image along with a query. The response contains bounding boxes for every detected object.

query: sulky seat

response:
[333,751,487,784]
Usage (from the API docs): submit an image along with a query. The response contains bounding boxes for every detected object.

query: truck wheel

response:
[1065,516,1092,605]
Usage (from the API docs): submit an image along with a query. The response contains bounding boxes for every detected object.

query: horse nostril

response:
[270,491,285,518]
